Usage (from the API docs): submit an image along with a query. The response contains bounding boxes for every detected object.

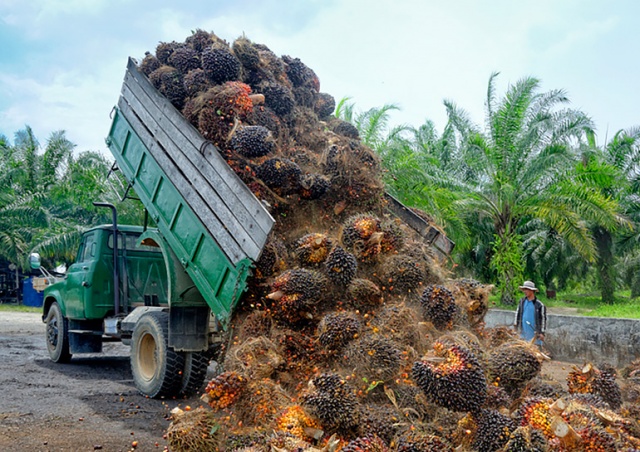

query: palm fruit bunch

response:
[314,92,336,119]
[412,341,487,413]
[140,52,161,76]
[485,384,512,410]
[383,254,425,295]
[346,278,383,312]
[451,278,492,328]
[500,426,548,452]
[266,268,327,323]
[357,405,400,444]
[317,311,361,351]
[380,219,405,253]
[167,46,201,74]
[166,407,219,452]
[230,125,275,158]
[148,66,187,109]
[294,233,333,267]
[235,378,292,426]
[299,173,330,200]
[155,40,182,64]
[371,303,425,349]
[522,376,568,400]
[302,373,360,433]
[184,28,214,54]
[394,431,455,452]
[325,245,358,287]
[253,236,287,278]
[203,371,246,411]
[340,435,390,452]
[470,409,516,452]
[341,214,384,262]
[256,81,295,116]
[344,335,402,382]
[254,157,302,193]
[567,363,622,409]
[486,342,543,398]
[574,425,617,452]
[201,46,242,83]
[419,285,459,331]
[183,68,210,96]
[223,336,284,379]
[516,398,554,438]
[274,405,321,442]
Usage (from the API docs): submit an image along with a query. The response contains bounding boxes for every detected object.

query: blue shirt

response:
[521,299,539,343]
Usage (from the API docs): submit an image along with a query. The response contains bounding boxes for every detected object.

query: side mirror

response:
[29,253,41,270]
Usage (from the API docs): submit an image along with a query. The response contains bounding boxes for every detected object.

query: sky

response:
[1,0,639,155]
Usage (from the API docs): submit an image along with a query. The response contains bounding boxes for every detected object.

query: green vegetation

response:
[0,304,41,313]
[338,73,640,310]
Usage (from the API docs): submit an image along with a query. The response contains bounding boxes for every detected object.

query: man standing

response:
[514,281,547,346]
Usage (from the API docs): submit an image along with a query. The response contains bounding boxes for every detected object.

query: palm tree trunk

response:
[593,227,615,304]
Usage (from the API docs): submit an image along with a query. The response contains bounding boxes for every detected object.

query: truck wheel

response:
[180,352,210,396]
[45,302,72,363]
[130,311,184,398]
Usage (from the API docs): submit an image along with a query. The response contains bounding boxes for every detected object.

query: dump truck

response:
[39,58,454,398]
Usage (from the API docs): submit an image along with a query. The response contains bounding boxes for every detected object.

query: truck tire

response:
[130,311,184,398]
[180,352,210,396]
[45,302,72,363]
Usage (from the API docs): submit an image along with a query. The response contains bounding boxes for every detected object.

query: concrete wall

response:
[485,309,640,368]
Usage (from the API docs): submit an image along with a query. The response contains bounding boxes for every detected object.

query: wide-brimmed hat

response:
[519,281,538,292]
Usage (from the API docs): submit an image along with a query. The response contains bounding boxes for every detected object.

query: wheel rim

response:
[138,332,158,381]
[46,315,59,349]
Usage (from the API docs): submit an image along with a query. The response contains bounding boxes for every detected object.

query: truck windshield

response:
[107,233,161,253]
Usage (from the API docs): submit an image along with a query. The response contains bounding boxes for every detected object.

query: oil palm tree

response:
[446,73,625,303]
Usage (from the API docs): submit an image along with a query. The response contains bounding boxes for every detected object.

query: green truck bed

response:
[106,58,275,325]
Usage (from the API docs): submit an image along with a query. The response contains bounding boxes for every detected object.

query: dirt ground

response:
[0,311,206,452]
[0,311,574,452]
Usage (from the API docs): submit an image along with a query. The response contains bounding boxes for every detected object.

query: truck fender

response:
[120,306,167,335]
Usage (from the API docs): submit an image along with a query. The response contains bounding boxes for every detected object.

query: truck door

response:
[63,232,97,319]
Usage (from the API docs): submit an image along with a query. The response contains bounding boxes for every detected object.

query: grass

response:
[489,290,640,319]
[0,304,42,313]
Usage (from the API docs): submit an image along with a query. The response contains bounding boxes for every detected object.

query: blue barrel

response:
[23,277,44,307]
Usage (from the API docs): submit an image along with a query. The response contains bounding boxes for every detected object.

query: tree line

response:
[2,74,639,304]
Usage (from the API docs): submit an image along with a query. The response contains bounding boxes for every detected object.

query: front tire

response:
[130,311,184,398]
[45,302,72,363]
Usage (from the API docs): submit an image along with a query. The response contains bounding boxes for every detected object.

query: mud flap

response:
[169,306,209,352]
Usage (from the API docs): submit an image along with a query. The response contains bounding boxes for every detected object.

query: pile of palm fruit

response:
[141,30,640,452]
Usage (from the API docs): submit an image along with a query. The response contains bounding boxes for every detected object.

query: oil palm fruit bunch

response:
[341,435,390,452]
[274,405,321,441]
[344,335,402,382]
[346,278,383,312]
[201,46,241,83]
[230,125,275,158]
[254,157,302,193]
[567,363,622,409]
[317,311,361,351]
[302,373,360,433]
[412,341,487,413]
[341,214,384,262]
[325,245,358,287]
[166,407,219,452]
[266,268,327,323]
[383,255,425,295]
[167,46,201,74]
[419,284,459,331]
[294,233,333,267]
[315,92,336,119]
[148,66,187,109]
[257,81,295,116]
[487,342,543,398]
[183,68,210,96]
[299,173,330,200]
[155,40,182,64]
[516,398,554,438]
[203,371,246,411]
[500,426,548,452]
[471,408,516,452]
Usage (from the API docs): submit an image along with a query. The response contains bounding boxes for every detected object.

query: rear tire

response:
[180,352,210,396]
[45,302,72,363]
[130,311,184,398]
